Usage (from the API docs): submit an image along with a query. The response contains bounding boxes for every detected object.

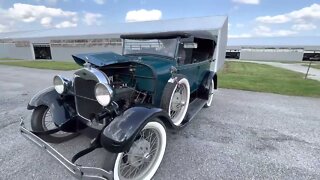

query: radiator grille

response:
[74,77,103,120]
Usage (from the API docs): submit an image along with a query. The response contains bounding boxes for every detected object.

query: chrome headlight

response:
[95,83,113,106]
[53,75,68,94]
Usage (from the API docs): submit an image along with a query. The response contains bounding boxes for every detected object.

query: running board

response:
[181,98,207,126]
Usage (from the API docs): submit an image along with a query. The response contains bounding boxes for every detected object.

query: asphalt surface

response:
[0,65,320,180]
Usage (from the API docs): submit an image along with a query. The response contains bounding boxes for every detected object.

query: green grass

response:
[219,61,320,97]
[0,58,21,60]
[0,60,80,70]
[302,63,320,70]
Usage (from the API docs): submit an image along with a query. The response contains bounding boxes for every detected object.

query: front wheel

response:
[31,105,78,143]
[161,75,190,126]
[103,119,167,180]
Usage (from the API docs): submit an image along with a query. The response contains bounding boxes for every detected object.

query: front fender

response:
[100,106,171,153]
[27,87,76,127]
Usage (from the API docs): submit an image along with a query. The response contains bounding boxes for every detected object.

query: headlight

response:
[53,75,68,94]
[95,83,113,106]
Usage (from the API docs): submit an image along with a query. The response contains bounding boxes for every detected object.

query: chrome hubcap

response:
[170,84,187,120]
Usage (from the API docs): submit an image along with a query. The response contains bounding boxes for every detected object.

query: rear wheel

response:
[31,105,77,143]
[103,119,167,180]
[204,79,214,108]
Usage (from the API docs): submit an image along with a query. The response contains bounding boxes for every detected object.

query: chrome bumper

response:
[19,119,113,180]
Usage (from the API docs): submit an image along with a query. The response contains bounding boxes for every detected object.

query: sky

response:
[0,0,319,45]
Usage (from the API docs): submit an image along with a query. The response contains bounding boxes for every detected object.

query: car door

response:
[177,62,199,93]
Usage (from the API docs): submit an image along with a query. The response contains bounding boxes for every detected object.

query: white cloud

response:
[229,25,298,38]
[0,24,9,33]
[228,33,252,38]
[253,25,297,37]
[256,3,320,24]
[83,12,102,25]
[55,21,77,28]
[292,23,317,31]
[125,9,162,22]
[256,15,290,24]
[94,0,106,5]
[232,0,260,5]
[40,17,52,27]
[7,3,77,22]
[0,3,78,30]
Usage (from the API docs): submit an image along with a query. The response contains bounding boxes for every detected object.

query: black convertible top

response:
[120,31,191,39]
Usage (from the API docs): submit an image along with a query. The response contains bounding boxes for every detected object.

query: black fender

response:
[100,106,172,153]
[197,71,217,100]
[27,87,78,129]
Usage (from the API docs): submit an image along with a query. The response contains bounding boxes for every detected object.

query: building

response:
[227,37,320,62]
[0,33,122,61]
[226,46,320,62]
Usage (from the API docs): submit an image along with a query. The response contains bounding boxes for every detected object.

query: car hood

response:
[72,52,133,66]
[72,52,175,70]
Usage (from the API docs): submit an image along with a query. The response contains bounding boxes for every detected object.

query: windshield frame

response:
[122,38,179,59]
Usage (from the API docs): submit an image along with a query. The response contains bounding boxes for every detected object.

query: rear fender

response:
[100,106,172,153]
[27,87,77,129]
[197,71,217,100]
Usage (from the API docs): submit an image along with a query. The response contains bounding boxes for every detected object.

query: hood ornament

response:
[84,56,91,69]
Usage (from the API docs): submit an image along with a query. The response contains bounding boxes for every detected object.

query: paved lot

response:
[0,65,320,180]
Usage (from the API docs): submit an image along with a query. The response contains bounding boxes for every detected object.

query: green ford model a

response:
[20,16,228,180]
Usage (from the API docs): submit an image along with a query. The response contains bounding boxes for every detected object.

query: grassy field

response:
[0,60,80,70]
[219,61,320,97]
[0,58,21,60]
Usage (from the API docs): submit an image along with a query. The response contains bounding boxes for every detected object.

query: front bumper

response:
[19,118,113,180]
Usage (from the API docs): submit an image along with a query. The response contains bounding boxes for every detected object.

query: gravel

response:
[0,65,320,180]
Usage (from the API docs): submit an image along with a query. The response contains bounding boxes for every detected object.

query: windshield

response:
[123,38,178,58]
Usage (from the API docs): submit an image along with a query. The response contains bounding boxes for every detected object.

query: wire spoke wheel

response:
[168,78,190,126]
[41,108,70,137]
[113,121,166,180]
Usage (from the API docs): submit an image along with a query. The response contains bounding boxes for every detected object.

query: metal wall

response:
[51,46,122,61]
[240,50,304,61]
[0,43,34,60]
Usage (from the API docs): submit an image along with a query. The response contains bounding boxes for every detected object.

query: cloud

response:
[125,9,162,22]
[0,3,79,31]
[253,25,297,37]
[292,23,317,31]
[55,21,77,28]
[7,3,77,23]
[228,33,252,38]
[0,24,9,33]
[229,25,298,38]
[256,3,320,24]
[94,0,106,5]
[40,17,52,27]
[83,12,103,25]
[232,0,260,5]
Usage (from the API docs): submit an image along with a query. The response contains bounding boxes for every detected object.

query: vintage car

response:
[20,17,228,180]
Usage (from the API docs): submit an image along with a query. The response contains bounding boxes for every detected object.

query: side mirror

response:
[183,43,198,49]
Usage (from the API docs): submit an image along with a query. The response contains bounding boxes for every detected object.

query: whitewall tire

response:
[113,120,167,180]
[161,75,190,126]
[204,79,214,108]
